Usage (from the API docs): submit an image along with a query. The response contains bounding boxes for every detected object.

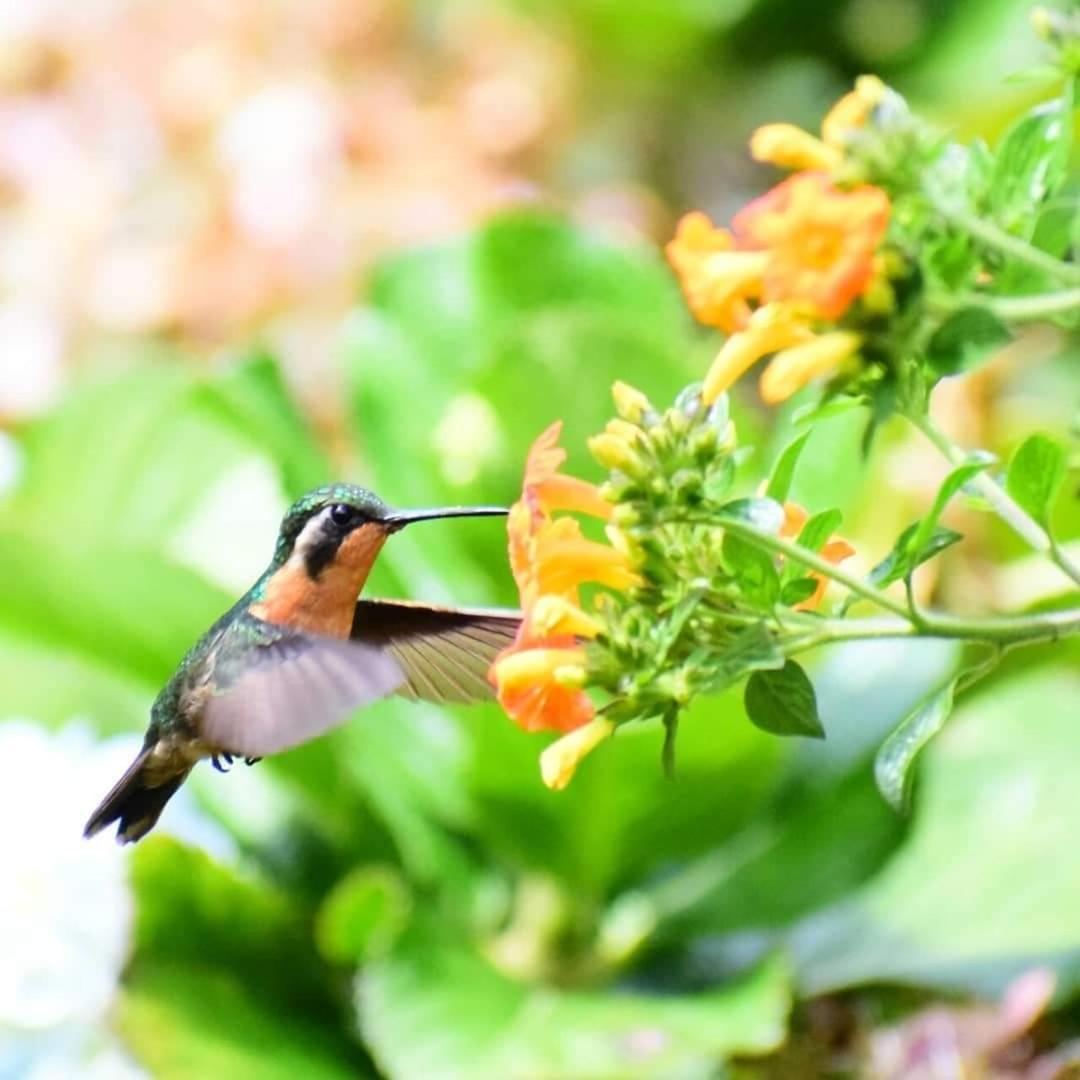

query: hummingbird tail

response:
[83,747,188,844]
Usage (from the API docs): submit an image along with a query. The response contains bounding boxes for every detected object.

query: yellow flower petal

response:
[535,474,613,520]
[540,717,617,791]
[759,331,861,404]
[531,595,603,638]
[702,304,814,405]
[535,533,642,594]
[821,75,887,147]
[494,647,587,691]
[749,123,841,171]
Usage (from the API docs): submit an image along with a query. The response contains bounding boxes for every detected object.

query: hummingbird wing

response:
[201,629,405,757]
[351,599,521,704]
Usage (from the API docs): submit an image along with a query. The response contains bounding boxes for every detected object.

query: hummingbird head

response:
[273,483,508,580]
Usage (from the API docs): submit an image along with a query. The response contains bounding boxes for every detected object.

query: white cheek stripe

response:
[293,509,334,563]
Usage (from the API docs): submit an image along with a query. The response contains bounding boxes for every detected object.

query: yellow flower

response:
[759,330,862,404]
[702,304,814,405]
[665,212,765,333]
[540,717,617,790]
[750,124,840,172]
[531,595,604,638]
[820,75,887,149]
[752,75,887,171]
[493,647,589,691]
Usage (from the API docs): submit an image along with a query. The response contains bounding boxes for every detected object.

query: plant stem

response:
[932,201,1080,286]
[794,607,1080,650]
[960,287,1080,322]
[717,516,912,618]
[909,411,1080,588]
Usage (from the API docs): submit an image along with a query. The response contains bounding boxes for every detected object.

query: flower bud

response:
[664,408,691,436]
[605,418,642,443]
[611,381,655,425]
[674,383,704,420]
[672,469,702,499]
[588,433,640,473]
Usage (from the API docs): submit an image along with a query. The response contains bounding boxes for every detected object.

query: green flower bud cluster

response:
[580,384,769,734]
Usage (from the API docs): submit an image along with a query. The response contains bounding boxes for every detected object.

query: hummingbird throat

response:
[249,521,387,638]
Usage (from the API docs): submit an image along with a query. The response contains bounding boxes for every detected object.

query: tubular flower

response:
[733,172,890,320]
[521,421,614,521]
[492,422,639,736]
[664,212,765,333]
[759,330,862,404]
[540,717,617,791]
[702,304,814,405]
[752,75,887,171]
[780,502,856,610]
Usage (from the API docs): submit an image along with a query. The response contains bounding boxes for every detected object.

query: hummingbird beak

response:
[381,505,509,533]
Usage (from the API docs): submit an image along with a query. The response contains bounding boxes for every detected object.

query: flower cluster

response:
[491,383,858,788]
[490,49,1080,793]
[665,78,893,406]
[489,421,641,785]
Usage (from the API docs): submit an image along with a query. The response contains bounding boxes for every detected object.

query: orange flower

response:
[780,501,856,609]
[733,172,889,320]
[492,422,639,735]
[493,637,593,734]
[522,421,614,521]
[665,212,765,333]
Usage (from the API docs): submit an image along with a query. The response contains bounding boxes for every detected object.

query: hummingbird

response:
[84,483,520,843]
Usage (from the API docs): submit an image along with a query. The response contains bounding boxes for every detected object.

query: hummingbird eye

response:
[328,503,356,528]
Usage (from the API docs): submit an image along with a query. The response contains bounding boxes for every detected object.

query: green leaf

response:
[719,496,786,534]
[744,661,824,739]
[989,85,1074,238]
[796,508,843,555]
[359,926,791,1079]
[906,457,991,562]
[869,523,963,589]
[120,839,364,1079]
[119,966,368,1080]
[780,577,820,606]
[1006,433,1066,526]
[792,668,1080,997]
[765,432,811,503]
[873,680,957,814]
[925,308,1011,376]
[315,866,412,964]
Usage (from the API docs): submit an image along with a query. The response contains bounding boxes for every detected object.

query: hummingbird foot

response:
[244,756,262,766]
[211,753,235,773]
